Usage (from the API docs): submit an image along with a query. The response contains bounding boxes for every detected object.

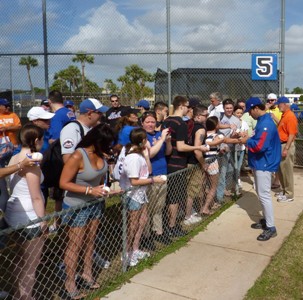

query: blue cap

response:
[136,99,150,109]
[276,96,290,104]
[79,98,109,114]
[64,99,74,107]
[0,98,9,106]
[244,97,262,113]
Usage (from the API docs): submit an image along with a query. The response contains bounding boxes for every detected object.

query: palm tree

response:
[19,56,38,100]
[72,52,94,94]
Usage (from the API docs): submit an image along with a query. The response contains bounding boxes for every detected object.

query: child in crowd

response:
[233,105,249,188]
[119,128,166,267]
[201,116,224,215]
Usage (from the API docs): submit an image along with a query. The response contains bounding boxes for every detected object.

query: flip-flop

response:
[59,288,86,300]
[77,276,100,290]
[271,184,280,189]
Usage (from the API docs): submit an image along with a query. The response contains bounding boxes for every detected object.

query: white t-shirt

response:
[119,152,149,204]
[208,103,224,119]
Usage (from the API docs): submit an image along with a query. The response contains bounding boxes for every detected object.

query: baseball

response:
[32,152,43,160]
[102,186,110,193]
[218,134,224,139]
[160,175,167,181]
[205,144,210,150]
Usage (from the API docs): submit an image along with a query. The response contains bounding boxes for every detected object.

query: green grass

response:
[245,212,303,300]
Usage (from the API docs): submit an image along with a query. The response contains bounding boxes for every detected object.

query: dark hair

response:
[19,123,44,153]
[48,90,63,104]
[206,116,219,131]
[141,111,156,123]
[193,104,208,117]
[222,98,235,107]
[236,99,246,105]
[114,114,138,133]
[77,123,115,157]
[125,128,147,156]
[253,104,266,111]
[172,96,188,110]
[154,101,168,111]
[110,94,119,100]
[233,104,244,112]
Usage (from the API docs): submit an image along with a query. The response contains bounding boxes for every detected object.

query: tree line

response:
[18,53,154,101]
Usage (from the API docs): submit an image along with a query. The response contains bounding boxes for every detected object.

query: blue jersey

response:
[48,107,76,140]
[147,131,167,175]
[118,125,137,146]
[247,113,281,172]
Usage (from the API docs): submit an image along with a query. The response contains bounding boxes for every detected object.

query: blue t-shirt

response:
[48,107,76,140]
[147,131,167,175]
[118,125,137,146]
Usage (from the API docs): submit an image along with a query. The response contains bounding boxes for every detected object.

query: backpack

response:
[41,120,84,188]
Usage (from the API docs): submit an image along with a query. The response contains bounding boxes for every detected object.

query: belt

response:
[281,141,287,144]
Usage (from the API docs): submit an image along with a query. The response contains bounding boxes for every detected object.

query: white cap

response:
[267,93,277,100]
[27,107,55,121]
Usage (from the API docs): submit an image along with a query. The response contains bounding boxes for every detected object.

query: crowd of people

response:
[0,90,300,299]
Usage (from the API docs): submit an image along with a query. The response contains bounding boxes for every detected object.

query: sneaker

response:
[257,229,277,241]
[277,195,294,203]
[251,219,267,230]
[166,226,187,237]
[183,214,201,226]
[121,252,139,267]
[153,233,172,245]
[93,251,111,269]
[133,250,150,260]
[238,179,242,189]
[128,254,139,267]
[274,191,283,197]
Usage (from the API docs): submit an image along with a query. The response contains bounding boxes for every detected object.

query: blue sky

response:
[0,0,302,93]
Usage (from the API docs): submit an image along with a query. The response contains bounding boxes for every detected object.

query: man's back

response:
[48,107,76,141]
[163,116,188,173]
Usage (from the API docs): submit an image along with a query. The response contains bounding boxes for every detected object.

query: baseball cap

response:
[0,98,9,106]
[121,107,140,117]
[79,98,109,114]
[64,100,74,107]
[276,96,290,105]
[27,107,55,121]
[244,97,263,113]
[136,99,150,109]
[267,93,277,100]
[188,97,200,108]
[41,99,49,106]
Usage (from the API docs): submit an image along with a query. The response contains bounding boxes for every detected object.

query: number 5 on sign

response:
[251,54,278,80]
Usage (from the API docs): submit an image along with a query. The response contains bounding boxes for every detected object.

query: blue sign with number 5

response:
[251,54,278,80]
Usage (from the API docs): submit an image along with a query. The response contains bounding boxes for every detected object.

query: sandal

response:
[76,276,100,290]
[59,288,86,300]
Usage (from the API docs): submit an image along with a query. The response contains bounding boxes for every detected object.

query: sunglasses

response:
[267,99,275,102]
[111,100,119,103]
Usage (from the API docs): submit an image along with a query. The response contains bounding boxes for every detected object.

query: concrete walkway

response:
[104,170,303,300]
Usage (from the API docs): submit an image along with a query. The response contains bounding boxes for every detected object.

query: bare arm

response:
[60,150,107,198]
[25,167,45,222]
[194,128,205,166]
[176,140,207,152]
[149,128,171,158]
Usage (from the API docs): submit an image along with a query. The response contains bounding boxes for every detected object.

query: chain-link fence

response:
[0,163,244,299]
[0,1,282,107]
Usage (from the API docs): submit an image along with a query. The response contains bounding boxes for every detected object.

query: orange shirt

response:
[277,109,298,142]
[0,112,21,145]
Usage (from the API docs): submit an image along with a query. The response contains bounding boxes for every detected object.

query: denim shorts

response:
[125,197,144,211]
[61,201,105,228]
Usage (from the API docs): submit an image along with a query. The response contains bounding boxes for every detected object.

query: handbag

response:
[0,135,14,163]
